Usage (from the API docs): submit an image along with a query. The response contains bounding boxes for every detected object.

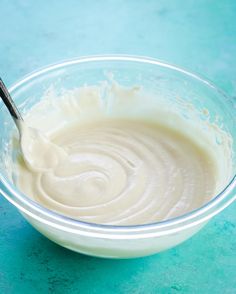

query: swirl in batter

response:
[16,118,217,225]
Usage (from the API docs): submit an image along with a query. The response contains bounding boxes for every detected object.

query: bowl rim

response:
[0,55,235,239]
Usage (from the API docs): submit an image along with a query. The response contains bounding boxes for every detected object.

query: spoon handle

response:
[0,78,23,121]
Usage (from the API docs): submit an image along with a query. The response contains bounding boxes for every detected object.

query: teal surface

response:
[0,1,235,293]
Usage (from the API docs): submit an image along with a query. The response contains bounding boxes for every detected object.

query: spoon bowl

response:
[0,78,66,171]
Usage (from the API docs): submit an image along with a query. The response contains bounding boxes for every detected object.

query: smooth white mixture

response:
[14,83,231,225]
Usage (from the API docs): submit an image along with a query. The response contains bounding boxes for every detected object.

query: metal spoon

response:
[0,78,23,122]
[0,78,66,171]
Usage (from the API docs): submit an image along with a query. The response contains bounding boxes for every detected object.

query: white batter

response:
[14,83,231,225]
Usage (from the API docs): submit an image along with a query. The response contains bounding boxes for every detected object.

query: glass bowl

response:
[0,56,235,258]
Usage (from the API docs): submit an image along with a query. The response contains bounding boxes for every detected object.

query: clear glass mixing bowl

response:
[0,56,235,258]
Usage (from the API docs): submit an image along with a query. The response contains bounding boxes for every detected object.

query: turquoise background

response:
[0,0,235,293]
